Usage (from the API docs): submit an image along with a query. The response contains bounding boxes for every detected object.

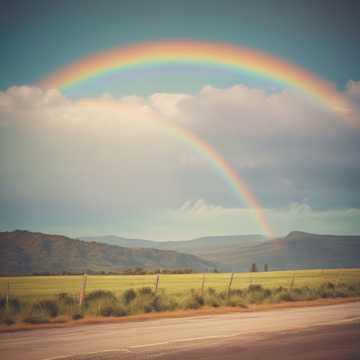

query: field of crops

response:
[1,269,360,299]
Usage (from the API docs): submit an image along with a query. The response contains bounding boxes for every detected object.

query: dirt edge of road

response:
[1,296,359,334]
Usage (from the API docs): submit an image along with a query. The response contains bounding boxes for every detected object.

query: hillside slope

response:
[0,230,217,275]
[81,234,265,255]
[82,232,360,271]
[219,231,360,271]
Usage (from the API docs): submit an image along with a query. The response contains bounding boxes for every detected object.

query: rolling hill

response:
[223,231,360,271]
[82,232,360,271]
[81,234,265,255]
[0,230,217,275]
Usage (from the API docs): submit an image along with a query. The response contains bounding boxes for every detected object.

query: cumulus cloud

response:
[96,199,360,240]
[0,84,359,237]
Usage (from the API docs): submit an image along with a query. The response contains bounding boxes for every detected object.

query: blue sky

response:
[1,0,360,91]
[0,0,360,239]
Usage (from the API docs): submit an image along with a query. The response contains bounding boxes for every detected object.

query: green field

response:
[1,269,360,299]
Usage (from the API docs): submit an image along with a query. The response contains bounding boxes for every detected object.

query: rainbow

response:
[78,98,274,238]
[39,39,353,239]
[40,40,353,120]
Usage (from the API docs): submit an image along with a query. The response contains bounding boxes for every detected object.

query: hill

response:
[82,232,360,271]
[215,231,360,271]
[81,234,265,255]
[0,230,217,275]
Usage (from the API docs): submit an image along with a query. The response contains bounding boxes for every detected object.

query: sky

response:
[0,0,360,239]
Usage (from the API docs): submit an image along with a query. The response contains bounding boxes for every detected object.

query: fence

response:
[1,269,360,300]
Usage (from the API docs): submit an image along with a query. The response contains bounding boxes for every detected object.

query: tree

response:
[264,264,269,272]
[250,263,258,272]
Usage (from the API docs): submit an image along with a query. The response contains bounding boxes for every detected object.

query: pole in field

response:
[79,273,87,307]
[201,273,206,297]
[335,270,343,287]
[154,274,160,294]
[227,273,234,299]
[6,281,10,311]
[289,271,296,290]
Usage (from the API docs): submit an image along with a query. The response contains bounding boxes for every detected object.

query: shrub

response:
[206,288,217,296]
[128,292,172,314]
[100,306,114,317]
[0,314,15,326]
[111,307,128,317]
[205,296,221,308]
[0,297,21,313]
[149,294,176,312]
[122,289,137,305]
[0,296,5,310]
[248,284,264,293]
[226,298,248,308]
[245,285,272,304]
[58,293,76,305]
[137,287,154,296]
[72,313,83,320]
[182,290,204,310]
[85,290,116,303]
[276,291,294,302]
[229,289,243,297]
[32,300,59,318]
[23,315,49,324]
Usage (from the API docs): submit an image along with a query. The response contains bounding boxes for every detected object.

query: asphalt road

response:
[1,302,360,360]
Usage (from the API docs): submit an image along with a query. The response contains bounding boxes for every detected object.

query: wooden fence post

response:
[335,270,343,287]
[79,273,87,307]
[227,273,234,299]
[289,271,296,290]
[154,274,160,294]
[201,273,206,297]
[6,280,10,311]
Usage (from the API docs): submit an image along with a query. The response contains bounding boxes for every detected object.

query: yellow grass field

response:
[1,269,360,299]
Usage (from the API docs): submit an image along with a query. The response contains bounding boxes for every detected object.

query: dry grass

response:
[1,296,359,333]
[1,269,359,298]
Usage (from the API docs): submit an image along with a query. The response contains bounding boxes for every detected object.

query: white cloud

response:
[118,200,360,240]
[0,84,359,238]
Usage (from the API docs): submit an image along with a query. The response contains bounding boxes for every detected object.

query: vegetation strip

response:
[1,278,360,332]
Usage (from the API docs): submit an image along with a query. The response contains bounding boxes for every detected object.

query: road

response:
[1,302,360,360]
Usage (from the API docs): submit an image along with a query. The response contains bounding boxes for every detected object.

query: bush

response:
[32,300,59,318]
[122,289,137,305]
[206,288,217,296]
[137,287,154,296]
[0,297,21,313]
[85,290,116,304]
[248,284,264,293]
[0,296,6,310]
[0,314,15,326]
[205,295,221,308]
[58,293,76,305]
[182,291,204,310]
[149,294,176,312]
[276,290,294,302]
[245,285,272,304]
[98,304,127,317]
[111,307,128,317]
[100,306,114,317]
[23,315,49,324]
[226,298,248,308]
[72,313,83,320]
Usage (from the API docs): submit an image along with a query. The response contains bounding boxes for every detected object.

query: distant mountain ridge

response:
[0,230,217,275]
[1,230,359,275]
[82,231,360,271]
[81,234,265,253]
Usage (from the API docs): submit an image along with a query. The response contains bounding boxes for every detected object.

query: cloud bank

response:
[0,83,359,238]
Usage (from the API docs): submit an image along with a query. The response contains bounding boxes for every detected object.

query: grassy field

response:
[1,269,360,299]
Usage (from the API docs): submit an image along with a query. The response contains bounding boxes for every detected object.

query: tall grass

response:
[1,280,360,326]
